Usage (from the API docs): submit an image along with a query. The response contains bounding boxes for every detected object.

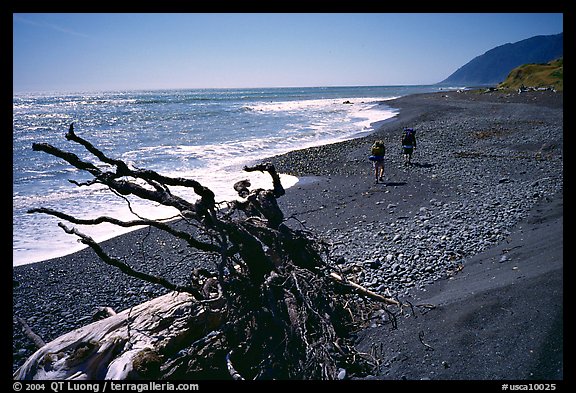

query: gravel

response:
[12,89,563,377]
[270,89,563,300]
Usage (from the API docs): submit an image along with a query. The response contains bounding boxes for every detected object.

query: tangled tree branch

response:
[17,124,403,380]
[14,316,46,350]
[27,207,221,254]
[57,222,206,300]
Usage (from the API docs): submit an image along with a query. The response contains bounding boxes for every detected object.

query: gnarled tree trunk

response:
[15,124,400,380]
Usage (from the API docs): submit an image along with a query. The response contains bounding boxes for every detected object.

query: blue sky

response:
[13,13,563,93]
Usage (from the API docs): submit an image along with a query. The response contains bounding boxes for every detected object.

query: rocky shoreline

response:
[12,89,563,379]
[269,89,563,299]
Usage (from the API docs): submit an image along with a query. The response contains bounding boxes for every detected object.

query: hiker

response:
[401,127,417,165]
[369,140,386,183]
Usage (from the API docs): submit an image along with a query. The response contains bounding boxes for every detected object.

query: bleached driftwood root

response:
[329,272,400,306]
[14,291,223,380]
[19,129,404,380]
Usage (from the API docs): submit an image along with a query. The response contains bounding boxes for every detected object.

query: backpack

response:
[371,141,385,156]
[402,128,415,146]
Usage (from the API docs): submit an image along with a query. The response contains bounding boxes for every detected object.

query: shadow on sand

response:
[410,162,434,168]
[380,181,407,187]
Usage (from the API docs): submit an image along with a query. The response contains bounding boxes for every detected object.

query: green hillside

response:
[498,58,563,91]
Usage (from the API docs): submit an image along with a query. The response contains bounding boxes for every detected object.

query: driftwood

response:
[329,272,400,306]
[92,307,117,322]
[15,124,402,380]
[14,292,224,380]
[15,316,46,350]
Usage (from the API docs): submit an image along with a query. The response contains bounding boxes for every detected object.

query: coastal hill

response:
[498,58,563,91]
[438,32,563,86]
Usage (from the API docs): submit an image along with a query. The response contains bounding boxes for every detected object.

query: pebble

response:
[12,90,563,376]
[272,91,562,303]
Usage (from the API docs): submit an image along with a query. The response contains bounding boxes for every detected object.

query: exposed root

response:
[15,316,46,349]
[19,127,408,380]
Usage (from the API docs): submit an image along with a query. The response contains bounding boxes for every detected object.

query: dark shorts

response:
[402,146,414,155]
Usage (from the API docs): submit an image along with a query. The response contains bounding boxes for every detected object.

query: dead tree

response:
[15,123,400,380]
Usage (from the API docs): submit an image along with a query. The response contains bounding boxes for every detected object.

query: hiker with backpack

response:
[401,127,417,165]
[369,140,386,183]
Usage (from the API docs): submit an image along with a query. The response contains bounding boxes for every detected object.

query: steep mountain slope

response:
[438,32,563,86]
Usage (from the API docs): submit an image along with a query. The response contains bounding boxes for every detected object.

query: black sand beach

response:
[12,89,564,381]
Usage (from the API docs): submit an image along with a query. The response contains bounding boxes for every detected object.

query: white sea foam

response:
[13,169,299,266]
[14,86,454,266]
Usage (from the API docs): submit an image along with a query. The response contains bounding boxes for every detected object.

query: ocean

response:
[13,85,459,266]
